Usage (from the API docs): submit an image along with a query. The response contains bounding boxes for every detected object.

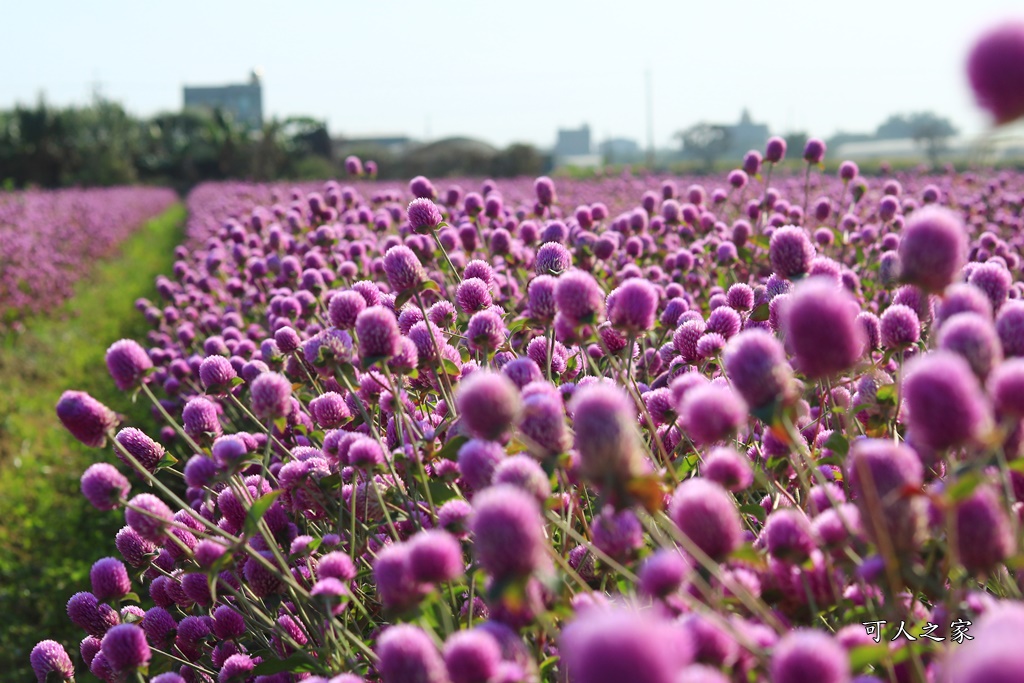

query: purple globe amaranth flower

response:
[456,278,492,314]
[968,261,1012,312]
[90,557,131,602]
[591,506,644,560]
[437,499,474,538]
[570,383,648,497]
[967,21,1024,124]
[534,175,556,206]
[471,484,547,581]
[560,607,692,683]
[988,358,1024,415]
[997,300,1024,357]
[356,305,402,363]
[219,653,256,683]
[761,509,816,563]
[898,206,967,292]
[100,623,151,672]
[944,603,1024,682]
[769,226,816,279]
[847,439,924,555]
[466,310,506,355]
[377,624,451,683]
[182,397,221,443]
[607,279,658,334]
[105,339,153,391]
[250,372,294,421]
[902,350,991,450]
[782,277,866,379]
[455,370,522,440]
[67,591,119,637]
[765,136,787,163]
[937,312,1002,379]
[329,290,367,329]
[680,384,747,446]
[212,605,246,641]
[199,355,237,393]
[770,630,849,683]
[384,245,426,293]
[125,493,174,543]
[535,242,572,276]
[669,478,742,561]
[114,427,165,473]
[443,630,502,683]
[879,304,920,349]
[555,269,605,325]
[57,390,118,448]
[30,640,74,683]
[141,606,177,649]
[408,197,444,233]
[638,548,689,598]
[81,463,130,511]
[114,526,155,568]
[803,138,826,164]
[527,275,557,322]
[956,484,1015,575]
[457,439,505,492]
[702,446,753,491]
[310,391,351,429]
[723,329,793,410]
[493,454,551,503]
[519,391,571,457]
[408,529,465,584]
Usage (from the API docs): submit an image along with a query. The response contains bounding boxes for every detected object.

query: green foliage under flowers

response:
[0,203,185,681]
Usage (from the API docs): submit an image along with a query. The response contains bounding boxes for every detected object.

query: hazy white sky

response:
[1,0,1019,149]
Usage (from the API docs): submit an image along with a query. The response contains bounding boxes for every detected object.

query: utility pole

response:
[646,69,655,170]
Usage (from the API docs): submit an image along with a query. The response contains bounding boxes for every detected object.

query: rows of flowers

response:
[0,186,176,324]
[33,138,1024,683]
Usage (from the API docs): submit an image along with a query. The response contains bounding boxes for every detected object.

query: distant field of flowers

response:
[25,19,1024,683]
[0,187,176,324]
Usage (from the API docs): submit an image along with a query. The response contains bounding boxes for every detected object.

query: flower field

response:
[28,140,1024,683]
[0,187,176,325]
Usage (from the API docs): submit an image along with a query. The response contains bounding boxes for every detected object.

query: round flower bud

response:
[898,206,967,293]
[770,630,849,683]
[100,623,151,672]
[769,226,816,279]
[90,557,131,602]
[723,330,792,410]
[967,21,1024,124]
[902,351,990,450]
[57,390,118,448]
[956,484,1015,575]
[114,427,165,473]
[81,463,130,511]
[782,277,865,379]
[125,493,174,543]
[669,479,742,561]
[105,339,153,391]
[250,372,294,420]
[376,624,449,683]
[471,485,546,581]
[30,640,75,683]
[608,279,658,334]
[200,355,237,392]
[383,246,426,293]
[455,370,522,441]
[408,198,444,232]
[408,529,465,583]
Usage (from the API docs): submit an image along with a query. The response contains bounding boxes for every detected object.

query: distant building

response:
[183,70,263,129]
[554,124,600,169]
[723,109,770,159]
[599,137,642,163]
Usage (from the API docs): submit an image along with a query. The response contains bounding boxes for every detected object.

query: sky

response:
[1,0,1020,150]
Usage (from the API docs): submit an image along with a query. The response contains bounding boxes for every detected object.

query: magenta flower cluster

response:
[37,137,1024,683]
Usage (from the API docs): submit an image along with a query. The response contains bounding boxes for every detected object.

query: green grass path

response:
[0,203,185,679]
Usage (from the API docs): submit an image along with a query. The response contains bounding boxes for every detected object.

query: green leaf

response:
[394,289,415,309]
[436,435,468,462]
[739,503,767,524]
[118,592,141,605]
[230,376,246,387]
[824,432,849,456]
[243,490,284,537]
[849,644,891,671]
[427,480,458,505]
[749,302,770,322]
[440,358,461,377]
[422,280,440,293]
[156,452,178,470]
[875,384,897,404]
[945,472,983,503]
[251,654,321,676]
